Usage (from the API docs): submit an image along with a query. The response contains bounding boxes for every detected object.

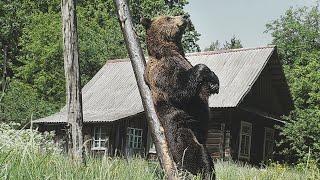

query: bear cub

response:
[142,15,219,179]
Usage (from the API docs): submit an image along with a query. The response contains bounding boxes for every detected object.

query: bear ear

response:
[140,17,151,29]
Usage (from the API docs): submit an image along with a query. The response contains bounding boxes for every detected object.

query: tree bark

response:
[113,0,177,179]
[2,45,7,92]
[61,0,84,162]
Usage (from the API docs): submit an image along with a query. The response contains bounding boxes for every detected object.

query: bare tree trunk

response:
[2,45,7,92]
[0,45,8,108]
[113,0,177,179]
[61,0,84,162]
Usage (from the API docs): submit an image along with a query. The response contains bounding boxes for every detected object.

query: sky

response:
[184,0,317,50]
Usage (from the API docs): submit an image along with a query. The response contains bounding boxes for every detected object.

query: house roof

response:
[34,46,292,124]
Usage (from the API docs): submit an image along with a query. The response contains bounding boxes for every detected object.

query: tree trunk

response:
[61,0,84,162]
[113,0,177,179]
[2,45,7,92]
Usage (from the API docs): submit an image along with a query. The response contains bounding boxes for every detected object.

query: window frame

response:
[92,126,108,151]
[238,121,252,160]
[263,127,275,159]
[127,127,143,149]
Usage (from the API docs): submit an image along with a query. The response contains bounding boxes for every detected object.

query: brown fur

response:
[142,15,219,179]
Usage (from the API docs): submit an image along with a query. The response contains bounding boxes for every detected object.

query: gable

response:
[241,52,293,116]
[187,46,275,107]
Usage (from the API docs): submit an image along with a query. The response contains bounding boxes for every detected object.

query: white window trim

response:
[92,126,108,151]
[263,127,275,159]
[127,127,143,149]
[238,121,252,160]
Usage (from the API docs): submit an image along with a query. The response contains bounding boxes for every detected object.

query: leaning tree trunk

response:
[113,0,177,179]
[61,0,84,162]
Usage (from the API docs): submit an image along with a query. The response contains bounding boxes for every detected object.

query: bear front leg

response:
[189,64,219,95]
[169,64,219,105]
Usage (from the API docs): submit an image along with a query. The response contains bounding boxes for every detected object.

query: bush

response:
[0,80,61,126]
[279,109,320,165]
[0,122,61,154]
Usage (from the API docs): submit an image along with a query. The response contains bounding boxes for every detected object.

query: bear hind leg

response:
[174,128,215,179]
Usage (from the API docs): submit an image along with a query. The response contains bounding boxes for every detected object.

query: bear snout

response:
[177,14,191,29]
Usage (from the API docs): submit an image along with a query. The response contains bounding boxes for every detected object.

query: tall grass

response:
[0,123,319,180]
[215,160,319,180]
[0,151,163,180]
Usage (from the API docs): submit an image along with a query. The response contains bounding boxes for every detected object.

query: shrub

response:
[0,80,61,126]
[0,122,61,154]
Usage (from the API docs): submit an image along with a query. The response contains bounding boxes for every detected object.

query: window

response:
[92,127,108,150]
[263,127,275,159]
[238,121,252,159]
[127,127,143,149]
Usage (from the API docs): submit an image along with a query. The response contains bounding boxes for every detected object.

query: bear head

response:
[141,15,190,58]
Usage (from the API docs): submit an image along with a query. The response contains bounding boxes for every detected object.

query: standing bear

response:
[142,15,219,179]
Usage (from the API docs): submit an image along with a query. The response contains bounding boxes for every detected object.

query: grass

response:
[215,160,319,180]
[0,150,319,180]
[0,124,319,180]
[0,150,163,180]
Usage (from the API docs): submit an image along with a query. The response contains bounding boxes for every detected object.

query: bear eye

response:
[166,17,171,21]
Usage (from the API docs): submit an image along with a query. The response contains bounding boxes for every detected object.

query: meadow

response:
[0,123,319,180]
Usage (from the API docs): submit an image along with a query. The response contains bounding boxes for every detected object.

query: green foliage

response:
[16,2,127,102]
[204,40,221,51]
[16,12,65,102]
[0,80,60,126]
[266,4,320,165]
[1,0,200,126]
[0,0,24,83]
[204,36,243,51]
[281,109,320,164]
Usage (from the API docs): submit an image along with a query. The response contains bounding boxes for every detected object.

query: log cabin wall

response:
[230,109,283,165]
[207,109,231,160]
[228,54,287,164]
[84,113,148,157]
[122,113,148,157]
[83,123,112,157]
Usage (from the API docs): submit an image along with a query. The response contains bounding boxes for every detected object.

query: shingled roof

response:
[34,46,292,124]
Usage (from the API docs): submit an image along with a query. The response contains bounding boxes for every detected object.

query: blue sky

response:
[184,0,317,50]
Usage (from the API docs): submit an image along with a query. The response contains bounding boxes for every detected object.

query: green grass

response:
[0,150,163,180]
[0,150,319,180]
[215,160,319,180]
[0,124,319,180]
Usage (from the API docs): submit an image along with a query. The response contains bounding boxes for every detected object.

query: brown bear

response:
[142,15,219,179]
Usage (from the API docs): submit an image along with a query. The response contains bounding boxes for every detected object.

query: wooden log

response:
[113,0,177,179]
[61,0,84,162]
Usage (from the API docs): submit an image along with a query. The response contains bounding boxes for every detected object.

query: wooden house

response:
[34,46,293,164]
